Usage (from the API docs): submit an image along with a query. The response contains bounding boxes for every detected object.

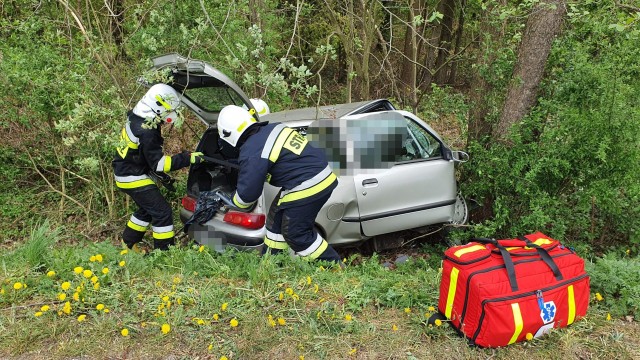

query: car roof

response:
[261,99,396,125]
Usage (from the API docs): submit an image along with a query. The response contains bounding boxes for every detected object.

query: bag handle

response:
[517,236,564,281]
[471,238,519,292]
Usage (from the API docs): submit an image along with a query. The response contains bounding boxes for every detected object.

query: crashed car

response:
[147,53,469,252]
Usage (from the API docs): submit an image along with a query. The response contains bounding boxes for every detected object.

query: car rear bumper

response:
[180,208,265,253]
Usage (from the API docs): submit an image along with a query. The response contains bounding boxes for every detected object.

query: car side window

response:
[399,119,441,161]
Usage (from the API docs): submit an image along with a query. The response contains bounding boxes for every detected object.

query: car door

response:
[350,112,457,237]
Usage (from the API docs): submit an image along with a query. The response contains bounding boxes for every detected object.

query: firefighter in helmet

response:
[217,104,342,263]
[112,84,203,251]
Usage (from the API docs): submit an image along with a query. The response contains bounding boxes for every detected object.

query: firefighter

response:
[112,84,203,251]
[217,104,342,263]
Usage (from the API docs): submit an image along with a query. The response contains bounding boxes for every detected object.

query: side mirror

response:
[451,151,469,163]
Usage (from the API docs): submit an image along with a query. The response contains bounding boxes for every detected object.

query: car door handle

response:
[362,178,378,187]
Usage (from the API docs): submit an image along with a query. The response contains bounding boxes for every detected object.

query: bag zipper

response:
[471,273,589,342]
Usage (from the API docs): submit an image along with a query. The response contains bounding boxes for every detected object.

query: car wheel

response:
[451,192,468,225]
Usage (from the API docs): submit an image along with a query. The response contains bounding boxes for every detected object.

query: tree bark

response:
[433,0,456,85]
[495,0,566,142]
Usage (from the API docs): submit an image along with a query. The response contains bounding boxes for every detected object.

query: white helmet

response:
[242,98,270,116]
[218,105,257,147]
[132,84,182,124]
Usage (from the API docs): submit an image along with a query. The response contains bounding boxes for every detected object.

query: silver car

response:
[147,54,468,252]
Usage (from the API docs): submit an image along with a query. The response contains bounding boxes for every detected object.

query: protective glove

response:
[190,151,205,165]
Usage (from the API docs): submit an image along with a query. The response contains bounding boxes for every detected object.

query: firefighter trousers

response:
[120,186,175,250]
[263,191,341,263]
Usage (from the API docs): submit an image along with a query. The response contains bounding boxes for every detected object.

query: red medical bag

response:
[437,232,589,347]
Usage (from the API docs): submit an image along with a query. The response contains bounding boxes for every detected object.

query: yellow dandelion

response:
[221,357,229,360]
[278,292,284,301]
[606,313,612,321]
[268,315,276,327]
[314,284,319,293]
[120,249,128,255]
[34,311,43,317]
[198,245,205,252]
[435,319,442,326]
[177,298,182,305]
[349,348,357,355]
[299,356,304,360]
[73,266,83,274]
[173,276,181,284]
[161,323,171,334]
[306,276,312,285]
[392,324,398,331]
[404,307,411,314]
[76,286,82,292]
[292,294,300,301]
[93,282,100,290]
[213,313,220,321]
[61,282,71,291]
[526,333,533,341]
[197,319,205,325]
[428,306,435,311]
[345,314,352,321]
[277,317,286,326]
[96,304,105,311]
[89,255,96,262]
[104,308,110,313]
[285,287,294,295]
[41,305,50,312]
[63,302,71,314]
[77,314,86,322]
[319,266,326,271]
[141,322,147,328]
[58,293,67,301]
[13,282,23,290]
[90,276,98,284]
[595,293,604,302]
[208,344,213,351]
[47,271,56,277]
[162,296,170,302]
[95,254,103,262]
[119,261,126,267]
[230,318,239,327]
[221,302,228,311]
[121,328,129,337]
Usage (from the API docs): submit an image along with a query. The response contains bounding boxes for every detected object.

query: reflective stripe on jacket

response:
[234,123,338,209]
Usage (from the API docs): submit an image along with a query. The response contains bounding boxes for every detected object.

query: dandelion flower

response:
[221,302,228,311]
[58,293,66,301]
[606,313,612,321]
[268,315,276,327]
[13,282,23,290]
[177,298,182,305]
[61,282,71,291]
[595,293,603,302]
[96,304,105,311]
[47,271,56,277]
[428,306,435,311]
[73,266,83,274]
[213,313,219,321]
[313,284,319,293]
[121,328,129,337]
[41,305,50,312]
[173,276,181,284]
[285,287,294,295]
[196,319,205,325]
[404,307,411,314]
[119,261,126,267]
[292,294,300,301]
[345,314,352,321]
[278,292,284,301]
[208,344,213,351]
[526,333,533,341]
[35,311,43,317]
[162,296,170,302]
[93,282,100,290]
[299,356,304,360]
[103,308,110,313]
[277,317,286,326]
[62,302,71,314]
[73,292,80,301]
[120,249,128,255]
[221,357,229,360]
[306,276,312,285]
[90,276,98,284]
[89,256,96,262]
[230,318,239,327]
[77,314,86,322]
[435,319,442,326]
[392,324,398,331]
[198,245,205,252]
[95,254,103,262]
[161,323,171,334]
[349,348,357,355]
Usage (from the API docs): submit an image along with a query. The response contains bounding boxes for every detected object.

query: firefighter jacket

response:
[112,112,190,190]
[232,122,338,209]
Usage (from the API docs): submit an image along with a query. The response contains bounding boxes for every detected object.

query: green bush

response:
[587,253,640,316]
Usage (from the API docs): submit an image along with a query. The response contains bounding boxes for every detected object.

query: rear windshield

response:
[183,86,245,113]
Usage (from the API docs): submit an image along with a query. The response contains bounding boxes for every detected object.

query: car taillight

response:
[182,195,196,212]
[223,211,266,230]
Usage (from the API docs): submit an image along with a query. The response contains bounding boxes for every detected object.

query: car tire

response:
[450,192,468,225]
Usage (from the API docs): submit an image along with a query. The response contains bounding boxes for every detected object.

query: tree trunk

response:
[433,0,457,86]
[447,0,467,85]
[495,0,566,142]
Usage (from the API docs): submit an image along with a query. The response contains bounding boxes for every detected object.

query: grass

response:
[0,223,638,360]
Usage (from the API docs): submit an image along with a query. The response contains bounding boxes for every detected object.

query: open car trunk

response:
[186,128,239,198]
